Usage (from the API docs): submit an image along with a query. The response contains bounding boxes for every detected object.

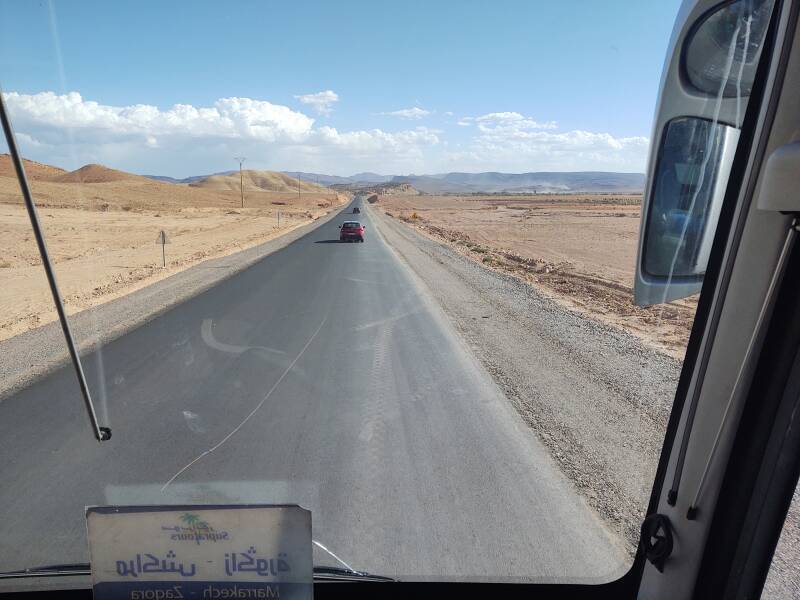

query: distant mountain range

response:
[281,172,394,185]
[394,172,644,194]
[348,172,395,184]
[144,171,237,185]
[278,171,646,193]
[144,170,644,194]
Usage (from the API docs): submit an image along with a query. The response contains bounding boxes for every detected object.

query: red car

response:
[339,221,365,242]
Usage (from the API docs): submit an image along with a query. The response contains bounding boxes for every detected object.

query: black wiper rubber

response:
[0,563,396,582]
[313,566,396,582]
[0,563,91,579]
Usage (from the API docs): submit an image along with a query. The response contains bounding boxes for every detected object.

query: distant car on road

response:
[339,221,365,243]
[353,207,360,214]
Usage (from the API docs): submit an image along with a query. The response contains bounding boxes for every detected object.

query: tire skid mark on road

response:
[354,322,393,556]
[353,310,419,332]
[349,264,427,569]
[343,277,391,286]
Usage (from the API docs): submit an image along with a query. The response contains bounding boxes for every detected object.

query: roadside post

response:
[156,230,169,268]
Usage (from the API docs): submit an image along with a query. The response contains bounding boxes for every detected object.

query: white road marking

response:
[201,318,285,355]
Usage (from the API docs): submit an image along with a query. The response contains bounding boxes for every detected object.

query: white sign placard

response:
[86,504,312,600]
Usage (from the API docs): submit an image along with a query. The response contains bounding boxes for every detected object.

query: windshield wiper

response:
[0,563,90,579]
[0,563,395,582]
[312,566,396,582]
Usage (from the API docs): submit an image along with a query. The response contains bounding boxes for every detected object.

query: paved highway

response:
[0,197,626,582]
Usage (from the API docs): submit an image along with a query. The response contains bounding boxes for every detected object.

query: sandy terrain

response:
[191,169,326,193]
[0,157,347,341]
[377,194,698,359]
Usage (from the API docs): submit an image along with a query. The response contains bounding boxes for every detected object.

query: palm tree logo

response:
[180,513,212,544]
[180,513,200,527]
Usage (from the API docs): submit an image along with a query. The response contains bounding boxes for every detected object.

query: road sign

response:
[155,230,170,267]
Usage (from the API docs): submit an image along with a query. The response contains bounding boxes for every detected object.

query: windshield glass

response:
[0,0,774,590]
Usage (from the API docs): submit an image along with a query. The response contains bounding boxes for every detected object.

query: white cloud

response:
[471,112,558,130]
[456,127,648,172]
[5,91,315,143]
[14,132,46,147]
[313,126,440,149]
[2,91,648,175]
[441,111,645,171]
[294,90,339,116]
[380,107,431,120]
[444,111,454,117]
[1,91,442,175]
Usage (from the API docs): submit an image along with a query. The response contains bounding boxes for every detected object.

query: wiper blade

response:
[313,566,396,582]
[0,563,90,579]
[0,563,396,582]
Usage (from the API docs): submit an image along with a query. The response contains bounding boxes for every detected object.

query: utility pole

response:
[297,172,301,201]
[234,157,246,208]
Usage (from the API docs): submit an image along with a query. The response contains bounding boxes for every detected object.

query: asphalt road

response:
[0,197,626,583]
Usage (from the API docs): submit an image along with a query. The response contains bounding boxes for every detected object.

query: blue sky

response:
[0,0,680,177]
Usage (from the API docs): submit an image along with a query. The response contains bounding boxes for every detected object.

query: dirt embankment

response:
[0,156,349,341]
[379,194,697,359]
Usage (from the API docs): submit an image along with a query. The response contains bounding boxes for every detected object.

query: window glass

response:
[0,0,786,592]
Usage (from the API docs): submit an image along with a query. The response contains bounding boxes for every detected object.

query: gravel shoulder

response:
[0,205,346,401]
[370,204,682,553]
[377,194,697,360]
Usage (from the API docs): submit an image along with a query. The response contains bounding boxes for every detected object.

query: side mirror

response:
[639,118,739,303]
[634,0,775,306]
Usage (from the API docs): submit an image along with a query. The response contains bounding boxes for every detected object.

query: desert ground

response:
[376,193,698,359]
[0,156,348,341]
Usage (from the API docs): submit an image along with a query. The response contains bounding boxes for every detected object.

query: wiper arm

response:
[0,563,396,583]
[0,85,110,442]
[0,563,90,579]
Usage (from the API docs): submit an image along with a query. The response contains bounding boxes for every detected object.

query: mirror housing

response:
[634,0,775,306]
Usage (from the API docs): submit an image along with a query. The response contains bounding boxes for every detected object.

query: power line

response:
[234,157,246,208]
